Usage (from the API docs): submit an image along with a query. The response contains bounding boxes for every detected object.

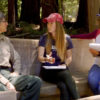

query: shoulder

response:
[42,33,47,37]
[65,34,71,41]
[65,34,73,49]
[4,36,10,41]
[39,33,48,42]
[0,35,10,42]
[65,34,70,38]
[40,33,47,40]
[4,36,12,44]
[39,33,48,46]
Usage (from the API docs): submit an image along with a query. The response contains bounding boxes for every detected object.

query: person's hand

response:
[10,72,19,77]
[46,57,55,64]
[46,52,55,64]
[89,48,99,57]
[6,82,16,92]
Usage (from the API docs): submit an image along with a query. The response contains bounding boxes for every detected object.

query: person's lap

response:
[0,69,41,92]
[88,64,100,94]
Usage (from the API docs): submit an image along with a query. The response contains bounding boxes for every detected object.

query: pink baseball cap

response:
[43,13,63,24]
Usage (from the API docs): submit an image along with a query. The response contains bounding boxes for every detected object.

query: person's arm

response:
[10,44,21,75]
[0,74,9,85]
[38,34,55,64]
[65,49,72,66]
[71,29,100,39]
[64,36,73,66]
[0,74,16,91]
[38,46,46,63]
[7,38,21,75]
[38,46,55,64]
[89,48,100,57]
[89,43,100,57]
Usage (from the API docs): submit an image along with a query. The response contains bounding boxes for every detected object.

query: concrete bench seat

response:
[78,95,100,100]
[0,38,95,100]
[40,82,60,97]
[0,91,16,100]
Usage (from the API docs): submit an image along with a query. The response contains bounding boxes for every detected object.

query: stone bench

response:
[78,95,100,100]
[0,38,95,100]
[0,91,16,100]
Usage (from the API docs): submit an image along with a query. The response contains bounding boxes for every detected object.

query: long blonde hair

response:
[46,21,68,62]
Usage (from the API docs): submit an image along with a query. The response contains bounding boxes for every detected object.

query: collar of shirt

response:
[0,35,5,41]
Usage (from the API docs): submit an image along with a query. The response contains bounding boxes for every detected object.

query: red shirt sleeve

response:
[71,29,100,39]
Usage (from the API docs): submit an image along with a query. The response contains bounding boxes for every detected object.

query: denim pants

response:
[40,67,80,100]
[0,68,42,100]
[88,64,100,94]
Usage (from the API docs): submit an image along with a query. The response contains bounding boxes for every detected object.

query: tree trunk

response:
[15,0,18,22]
[41,0,58,18]
[8,0,15,26]
[75,0,89,31]
[88,0,100,32]
[58,0,64,17]
[20,0,40,24]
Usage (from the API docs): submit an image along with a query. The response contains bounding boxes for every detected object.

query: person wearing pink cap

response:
[38,13,79,100]
[88,13,100,94]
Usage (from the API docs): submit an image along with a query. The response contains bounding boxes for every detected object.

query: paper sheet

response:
[89,43,100,51]
[43,65,66,69]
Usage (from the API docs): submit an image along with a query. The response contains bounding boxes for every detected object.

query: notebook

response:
[43,65,66,69]
[89,43,100,51]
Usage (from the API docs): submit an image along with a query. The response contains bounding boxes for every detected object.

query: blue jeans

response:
[0,68,42,100]
[88,64,100,94]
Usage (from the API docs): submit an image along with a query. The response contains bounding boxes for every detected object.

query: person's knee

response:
[33,76,42,88]
[59,70,71,79]
[88,71,94,84]
[88,74,92,83]
[88,76,98,90]
[36,76,42,86]
[57,82,66,89]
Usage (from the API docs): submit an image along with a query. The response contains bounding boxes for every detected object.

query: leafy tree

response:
[62,0,79,22]
[0,0,8,16]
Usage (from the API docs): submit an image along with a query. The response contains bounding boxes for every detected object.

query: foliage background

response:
[0,0,79,22]
[0,0,80,38]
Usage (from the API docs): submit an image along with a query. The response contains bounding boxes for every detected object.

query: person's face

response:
[47,22,56,35]
[0,18,8,34]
